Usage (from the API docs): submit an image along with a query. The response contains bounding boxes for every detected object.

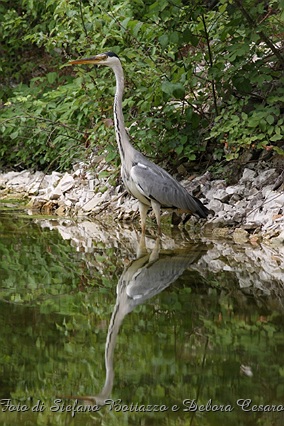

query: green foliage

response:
[0,0,283,171]
[0,77,88,170]
[210,91,284,159]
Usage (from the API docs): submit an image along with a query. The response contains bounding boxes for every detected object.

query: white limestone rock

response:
[56,173,75,193]
[239,168,256,184]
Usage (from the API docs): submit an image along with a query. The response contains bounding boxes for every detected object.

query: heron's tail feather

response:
[192,196,210,218]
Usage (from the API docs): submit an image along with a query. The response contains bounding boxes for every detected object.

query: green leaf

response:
[161,80,173,96]
[161,81,185,99]
[159,34,168,49]
[169,31,179,44]
[105,150,117,162]
[182,28,199,46]
[133,21,143,37]
[266,115,274,125]
[270,134,283,142]
[10,131,19,140]
[172,83,185,99]
[46,72,58,84]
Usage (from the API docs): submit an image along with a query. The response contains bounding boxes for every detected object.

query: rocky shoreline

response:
[0,159,284,246]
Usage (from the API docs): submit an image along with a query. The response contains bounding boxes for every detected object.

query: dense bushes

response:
[0,0,283,171]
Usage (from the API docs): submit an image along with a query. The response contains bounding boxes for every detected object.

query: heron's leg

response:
[148,236,160,263]
[151,199,161,234]
[139,202,148,234]
[137,233,147,258]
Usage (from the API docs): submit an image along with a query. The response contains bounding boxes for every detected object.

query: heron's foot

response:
[171,211,183,226]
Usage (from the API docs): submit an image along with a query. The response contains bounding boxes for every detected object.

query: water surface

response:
[0,203,283,425]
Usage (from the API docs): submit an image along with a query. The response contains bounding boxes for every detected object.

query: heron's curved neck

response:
[112,64,133,162]
[100,289,129,400]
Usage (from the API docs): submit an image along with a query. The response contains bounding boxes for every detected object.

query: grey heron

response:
[69,52,209,232]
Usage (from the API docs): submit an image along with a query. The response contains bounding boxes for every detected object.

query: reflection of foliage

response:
[0,213,283,425]
[0,213,120,305]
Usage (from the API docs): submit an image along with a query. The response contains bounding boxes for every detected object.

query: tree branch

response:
[79,0,88,38]
[234,0,284,68]
[201,14,219,116]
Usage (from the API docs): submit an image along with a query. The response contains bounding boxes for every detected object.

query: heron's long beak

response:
[68,53,107,66]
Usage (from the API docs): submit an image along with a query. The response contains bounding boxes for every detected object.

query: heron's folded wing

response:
[130,161,196,210]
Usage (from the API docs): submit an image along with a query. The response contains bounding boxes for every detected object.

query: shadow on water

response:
[0,204,284,425]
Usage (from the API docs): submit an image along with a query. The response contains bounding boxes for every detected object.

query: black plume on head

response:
[106,51,119,59]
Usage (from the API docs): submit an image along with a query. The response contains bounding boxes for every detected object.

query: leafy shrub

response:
[0,0,283,171]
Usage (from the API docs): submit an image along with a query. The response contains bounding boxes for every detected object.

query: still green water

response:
[0,204,283,426]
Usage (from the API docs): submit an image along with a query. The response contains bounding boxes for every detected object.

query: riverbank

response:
[0,158,283,246]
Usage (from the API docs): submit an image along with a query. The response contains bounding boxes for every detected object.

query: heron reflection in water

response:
[63,236,205,405]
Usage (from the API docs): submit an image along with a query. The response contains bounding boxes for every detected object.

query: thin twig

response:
[79,0,88,38]
[201,14,219,117]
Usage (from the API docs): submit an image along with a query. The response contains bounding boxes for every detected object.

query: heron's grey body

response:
[69,52,209,232]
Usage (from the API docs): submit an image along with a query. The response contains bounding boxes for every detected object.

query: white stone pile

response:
[0,161,130,216]
[183,167,284,244]
[0,162,283,244]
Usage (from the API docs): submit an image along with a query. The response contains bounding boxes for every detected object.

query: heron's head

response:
[68,51,120,68]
